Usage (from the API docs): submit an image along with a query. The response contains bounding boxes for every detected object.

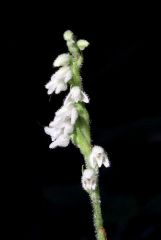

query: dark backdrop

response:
[6,4,161,240]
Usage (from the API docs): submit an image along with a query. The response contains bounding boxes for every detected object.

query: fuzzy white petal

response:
[54,66,70,78]
[55,107,66,116]
[49,135,70,149]
[45,79,55,89]
[55,83,67,94]
[47,88,53,95]
[49,120,56,127]
[44,126,57,137]
[44,126,51,135]
[64,69,72,83]
[53,53,70,67]
[51,116,63,128]
[45,66,71,95]
[71,108,78,125]
[44,126,61,139]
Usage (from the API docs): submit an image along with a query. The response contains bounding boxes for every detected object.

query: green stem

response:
[72,61,82,86]
[68,42,107,240]
[90,187,107,240]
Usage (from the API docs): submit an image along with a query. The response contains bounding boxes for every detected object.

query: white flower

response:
[64,86,89,105]
[53,53,70,67]
[81,169,97,191]
[77,39,89,51]
[45,66,72,95]
[63,30,73,41]
[89,146,110,168]
[55,102,78,125]
[44,102,78,149]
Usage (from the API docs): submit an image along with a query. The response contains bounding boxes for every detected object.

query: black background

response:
[6,3,161,240]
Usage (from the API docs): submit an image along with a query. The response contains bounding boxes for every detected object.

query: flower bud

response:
[77,39,89,50]
[63,30,74,41]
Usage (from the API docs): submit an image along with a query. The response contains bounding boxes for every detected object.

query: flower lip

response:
[64,86,89,105]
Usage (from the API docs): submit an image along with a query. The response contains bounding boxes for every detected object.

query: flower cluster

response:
[44,101,77,149]
[44,30,89,149]
[44,30,110,194]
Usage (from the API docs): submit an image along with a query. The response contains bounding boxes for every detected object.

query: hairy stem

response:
[68,39,107,240]
[90,187,107,240]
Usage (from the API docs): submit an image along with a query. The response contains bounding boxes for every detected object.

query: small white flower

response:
[82,169,97,191]
[64,86,89,105]
[63,30,73,41]
[53,53,70,67]
[89,146,110,168]
[45,66,72,95]
[55,103,78,125]
[77,39,89,51]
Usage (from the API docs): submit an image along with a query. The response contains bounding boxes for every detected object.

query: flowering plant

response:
[44,30,110,240]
